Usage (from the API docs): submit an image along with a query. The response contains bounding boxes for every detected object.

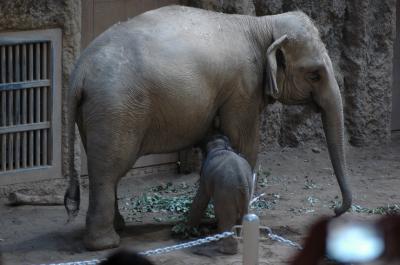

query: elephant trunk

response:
[315,74,352,216]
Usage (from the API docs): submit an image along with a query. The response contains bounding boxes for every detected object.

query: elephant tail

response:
[64,70,84,223]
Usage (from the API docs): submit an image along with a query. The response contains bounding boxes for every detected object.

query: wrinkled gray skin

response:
[65,5,352,250]
[188,135,253,254]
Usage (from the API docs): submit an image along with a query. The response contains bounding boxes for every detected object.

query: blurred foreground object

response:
[291,215,400,265]
[99,249,154,265]
[326,219,384,263]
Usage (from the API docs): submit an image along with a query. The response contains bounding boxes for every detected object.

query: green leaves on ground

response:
[350,204,400,215]
[120,179,280,226]
[328,197,400,215]
[256,166,271,188]
[119,181,214,223]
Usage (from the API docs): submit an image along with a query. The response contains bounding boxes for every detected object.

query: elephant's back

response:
[74,4,252,97]
[203,151,252,213]
[79,5,248,69]
[203,151,252,191]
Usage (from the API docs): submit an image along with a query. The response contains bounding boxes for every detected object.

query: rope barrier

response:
[138,231,234,256]
[36,172,302,265]
[36,222,302,265]
[36,231,234,265]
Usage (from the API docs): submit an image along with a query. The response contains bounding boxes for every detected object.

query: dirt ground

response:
[1,132,399,265]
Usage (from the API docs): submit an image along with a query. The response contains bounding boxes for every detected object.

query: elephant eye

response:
[308,71,321,82]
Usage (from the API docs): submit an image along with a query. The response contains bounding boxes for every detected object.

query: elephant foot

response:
[84,228,120,250]
[218,237,238,255]
[114,212,126,231]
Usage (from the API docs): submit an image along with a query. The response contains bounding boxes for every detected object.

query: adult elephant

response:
[65,5,352,250]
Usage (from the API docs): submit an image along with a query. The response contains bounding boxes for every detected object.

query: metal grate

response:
[0,29,61,184]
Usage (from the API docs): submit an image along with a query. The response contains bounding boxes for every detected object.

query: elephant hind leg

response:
[84,171,123,250]
[84,125,141,250]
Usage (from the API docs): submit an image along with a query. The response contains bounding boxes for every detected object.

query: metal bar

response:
[15,132,21,169]
[0,39,55,46]
[8,121,14,170]
[7,45,13,83]
[21,44,27,168]
[42,43,48,164]
[0,46,5,83]
[0,122,51,134]
[0,79,50,91]
[0,135,3,172]
[243,214,260,265]
[28,43,34,167]
[7,45,14,170]
[1,46,6,171]
[14,44,20,81]
[0,165,53,176]
[7,89,13,126]
[15,45,21,169]
[7,46,14,125]
[35,43,41,165]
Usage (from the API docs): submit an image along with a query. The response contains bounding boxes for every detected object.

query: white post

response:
[242,214,260,265]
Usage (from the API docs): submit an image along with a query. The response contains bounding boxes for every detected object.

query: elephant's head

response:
[265,12,352,215]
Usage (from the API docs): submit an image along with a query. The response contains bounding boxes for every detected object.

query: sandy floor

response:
[1,133,399,265]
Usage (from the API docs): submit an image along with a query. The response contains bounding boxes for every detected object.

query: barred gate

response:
[0,29,62,185]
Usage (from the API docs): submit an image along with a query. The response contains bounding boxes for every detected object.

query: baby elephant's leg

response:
[188,185,210,228]
[214,195,239,254]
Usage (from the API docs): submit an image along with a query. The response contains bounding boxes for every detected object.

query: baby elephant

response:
[188,134,253,254]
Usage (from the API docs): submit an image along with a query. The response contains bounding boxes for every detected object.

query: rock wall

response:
[0,0,81,177]
[182,0,396,149]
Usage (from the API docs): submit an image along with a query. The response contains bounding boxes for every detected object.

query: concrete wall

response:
[392,0,400,130]
[183,0,396,149]
[0,0,82,178]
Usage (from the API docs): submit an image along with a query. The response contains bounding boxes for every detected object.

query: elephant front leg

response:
[214,197,239,255]
[114,185,125,231]
[188,184,210,228]
[219,107,260,168]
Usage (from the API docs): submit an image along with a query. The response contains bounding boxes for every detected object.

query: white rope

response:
[35,231,234,265]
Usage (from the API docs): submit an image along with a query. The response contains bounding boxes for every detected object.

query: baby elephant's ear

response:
[265,35,288,99]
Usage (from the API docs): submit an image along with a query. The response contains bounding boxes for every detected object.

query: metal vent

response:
[0,29,61,185]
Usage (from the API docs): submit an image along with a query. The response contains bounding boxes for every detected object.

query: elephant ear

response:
[265,35,288,99]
